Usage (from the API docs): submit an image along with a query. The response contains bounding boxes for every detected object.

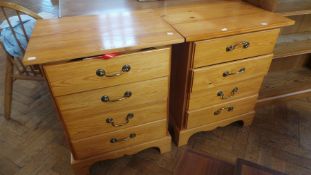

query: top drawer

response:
[44,48,170,96]
[193,29,279,68]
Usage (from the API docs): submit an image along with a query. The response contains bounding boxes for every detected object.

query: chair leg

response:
[4,55,14,120]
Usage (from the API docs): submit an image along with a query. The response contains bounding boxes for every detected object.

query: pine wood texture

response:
[71,136,172,175]
[190,77,264,109]
[60,0,294,42]
[55,77,168,120]
[177,112,255,146]
[71,120,167,160]
[193,29,279,67]
[34,7,176,172]
[160,1,293,41]
[44,48,170,96]
[187,96,258,129]
[66,102,166,141]
[191,54,272,94]
[23,11,184,65]
[164,0,293,147]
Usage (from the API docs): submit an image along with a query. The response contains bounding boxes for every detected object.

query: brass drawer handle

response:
[223,68,246,77]
[226,41,250,52]
[106,113,134,127]
[110,133,136,143]
[101,91,132,103]
[96,64,131,77]
[214,106,234,116]
[217,87,239,99]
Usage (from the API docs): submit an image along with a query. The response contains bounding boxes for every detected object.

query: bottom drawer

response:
[71,120,167,159]
[187,95,257,129]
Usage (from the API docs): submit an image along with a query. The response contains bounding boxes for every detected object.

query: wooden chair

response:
[0,2,44,120]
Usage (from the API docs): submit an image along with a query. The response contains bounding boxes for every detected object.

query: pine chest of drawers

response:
[23,11,183,175]
[161,1,294,146]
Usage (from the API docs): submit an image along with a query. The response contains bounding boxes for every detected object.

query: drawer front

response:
[189,77,263,110]
[71,120,167,159]
[193,29,279,67]
[192,54,272,91]
[45,48,170,96]
[56,77,168,120]
[187,95,257,129]
[66,103,166,141]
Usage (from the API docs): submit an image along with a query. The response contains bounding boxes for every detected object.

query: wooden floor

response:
[1,1,311,175]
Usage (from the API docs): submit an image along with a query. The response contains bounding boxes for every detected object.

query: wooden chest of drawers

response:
[45,48,174,173]
[162,1,294,146]
[23,11,183,175]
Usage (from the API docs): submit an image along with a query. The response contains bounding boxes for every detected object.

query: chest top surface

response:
[23,0,294,66]
[23,11,184,65]
[158,0,294,41]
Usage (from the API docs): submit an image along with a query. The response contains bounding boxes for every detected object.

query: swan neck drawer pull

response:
[106,113,134,127]
[96,64,131,77]
[223,68,246,77]
[214,106,234,116]
[101,91,132,103]
[110,133,136,143]
[217,87,239,99]
[226,41,250,52]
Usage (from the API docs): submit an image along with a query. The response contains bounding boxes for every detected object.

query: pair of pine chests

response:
[23,1,294,175]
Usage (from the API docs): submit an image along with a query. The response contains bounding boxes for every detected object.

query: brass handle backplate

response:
[106,113,134,127]
[96,64,131,77]
[226,41,250,52]
[214,106,234,116]
[223,68,246,77]
[217,87,239,99]
[101,91,132,103]
[110,133,136,143]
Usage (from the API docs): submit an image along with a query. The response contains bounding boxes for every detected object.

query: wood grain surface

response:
[23,11,183,65]
[161,1,293,41]
[193,29,279,67]
[192,55,272,92]
[56,77,168,120]
[189,77,264,110]
[59,0,294,42]
[187,95,258,128]
[71,119,167,160]
[44,47,170,96]
[65,102,166,141]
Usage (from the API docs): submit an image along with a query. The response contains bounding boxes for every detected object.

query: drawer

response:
[56,77,168,121]
[189,76,264,110]
[187,95,257,129]
[71,119,167,159]
[66,103,166,140]
[191,54,272,91]
[44,48,170,96]
[193,29,279,67]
